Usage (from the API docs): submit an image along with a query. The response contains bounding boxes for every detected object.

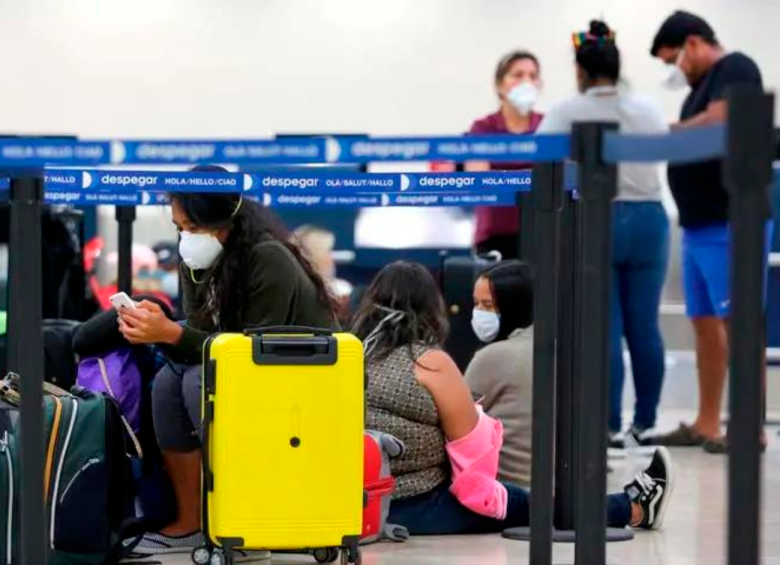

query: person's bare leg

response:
[629,503,643,527]
[691,316,728,439]
[160,450,201,536]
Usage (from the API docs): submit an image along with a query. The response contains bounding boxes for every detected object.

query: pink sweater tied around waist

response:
[445,405,508,520]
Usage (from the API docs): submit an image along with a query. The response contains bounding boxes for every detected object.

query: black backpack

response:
[0,377,141,564]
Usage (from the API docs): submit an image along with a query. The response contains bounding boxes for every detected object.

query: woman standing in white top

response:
[537,21,670,446]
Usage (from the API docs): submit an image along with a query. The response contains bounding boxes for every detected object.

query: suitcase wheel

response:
[313,548,339,563]
[210,549,228,565]
[191,546,212,565]
[340,547,362,565]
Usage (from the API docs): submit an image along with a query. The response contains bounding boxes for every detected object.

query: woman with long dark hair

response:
[537,21,670,447]
[117,167,338,555]
[354,261,674,535]
[466,260,535,488]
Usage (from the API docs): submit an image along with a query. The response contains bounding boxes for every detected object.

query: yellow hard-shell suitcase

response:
[195,327,364,565]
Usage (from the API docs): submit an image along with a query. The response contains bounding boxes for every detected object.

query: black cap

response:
[651,11,716,56]
[153,241,179,268]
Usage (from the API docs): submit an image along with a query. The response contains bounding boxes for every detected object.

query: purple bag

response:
[77,346,143,435]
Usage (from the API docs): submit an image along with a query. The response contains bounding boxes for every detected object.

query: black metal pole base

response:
[502,527,634,543]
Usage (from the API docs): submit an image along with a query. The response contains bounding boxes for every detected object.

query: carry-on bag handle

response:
[243,325,333,337]
[244,327,338,366]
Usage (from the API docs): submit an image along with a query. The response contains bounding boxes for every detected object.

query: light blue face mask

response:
[472,308,501,343]
[506,81,539,115]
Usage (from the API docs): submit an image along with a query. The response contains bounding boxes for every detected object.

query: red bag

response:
[361,432,409,544]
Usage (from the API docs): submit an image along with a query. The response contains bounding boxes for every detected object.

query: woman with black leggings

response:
[116,173,337,555]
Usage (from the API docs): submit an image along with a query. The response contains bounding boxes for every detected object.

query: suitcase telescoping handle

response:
[246,327,338,366]
[243,326,333,337]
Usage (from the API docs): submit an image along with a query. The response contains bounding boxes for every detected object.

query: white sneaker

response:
[608,431,627,459]
[625,427,660,456]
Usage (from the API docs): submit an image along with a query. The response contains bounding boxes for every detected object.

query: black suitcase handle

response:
[202,400,215,492]
[251,335,338,366]
[243,326,333,337]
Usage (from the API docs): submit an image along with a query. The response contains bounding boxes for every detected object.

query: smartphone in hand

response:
[110,292,138,311]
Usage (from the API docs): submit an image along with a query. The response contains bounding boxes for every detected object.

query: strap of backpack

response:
[97,358,144,459]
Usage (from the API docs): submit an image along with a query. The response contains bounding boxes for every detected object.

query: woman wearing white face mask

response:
[466,51,543,260]
[354,261,673,534]
[118,165,338,555]
[465,260,535,487]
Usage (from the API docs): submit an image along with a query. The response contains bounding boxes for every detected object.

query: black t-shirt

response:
[668,52,763,228]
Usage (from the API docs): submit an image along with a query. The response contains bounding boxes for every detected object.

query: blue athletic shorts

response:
[682,222,774,318]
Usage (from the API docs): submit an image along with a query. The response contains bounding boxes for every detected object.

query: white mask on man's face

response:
[663,49,689,90]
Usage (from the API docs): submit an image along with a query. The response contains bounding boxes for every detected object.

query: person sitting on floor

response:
[352,260,676,535]
[115,173,339,555]
[465,260,534,489]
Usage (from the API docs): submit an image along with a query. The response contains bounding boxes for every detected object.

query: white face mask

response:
[472,308,501,343]
[178,231,223,271]
[663,50,689,90]
[506,82,539,115]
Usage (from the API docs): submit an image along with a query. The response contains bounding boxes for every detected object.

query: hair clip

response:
[572,30,616,49]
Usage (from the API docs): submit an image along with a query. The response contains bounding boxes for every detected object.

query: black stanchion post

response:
[572,122,617,565]
[724,85,774,565]
[517,191,535,264]
[116,205,136,295]
[502,163,563,565]
[528,162,563,565]
[8,175,47,565]
[553,192,578,532]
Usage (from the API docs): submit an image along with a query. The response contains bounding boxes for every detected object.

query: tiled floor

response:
[149,352,780,565]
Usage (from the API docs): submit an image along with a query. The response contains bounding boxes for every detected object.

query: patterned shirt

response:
[366,344,449,499]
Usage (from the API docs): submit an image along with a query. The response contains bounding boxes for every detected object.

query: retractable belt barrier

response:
[1,86,771,565]
[0,123,722,168]
[2,162,778,208]
[0,170,536,208]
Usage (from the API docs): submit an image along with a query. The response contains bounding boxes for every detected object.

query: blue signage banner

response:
[0,135,571,166]
[25,189,514,208]
[0,125,732,168]
[0,169,532,208]
[112,135,569,165]
[0,139,112,167]
[112,139,329,165]
[603,124,725,164]
[41,169,532,194]
[255,170,532,192]
[44,169,249,193]
[262,191,518,208]
[333,134,570,163]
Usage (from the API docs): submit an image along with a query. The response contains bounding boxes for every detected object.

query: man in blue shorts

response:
[650,11,771,452]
